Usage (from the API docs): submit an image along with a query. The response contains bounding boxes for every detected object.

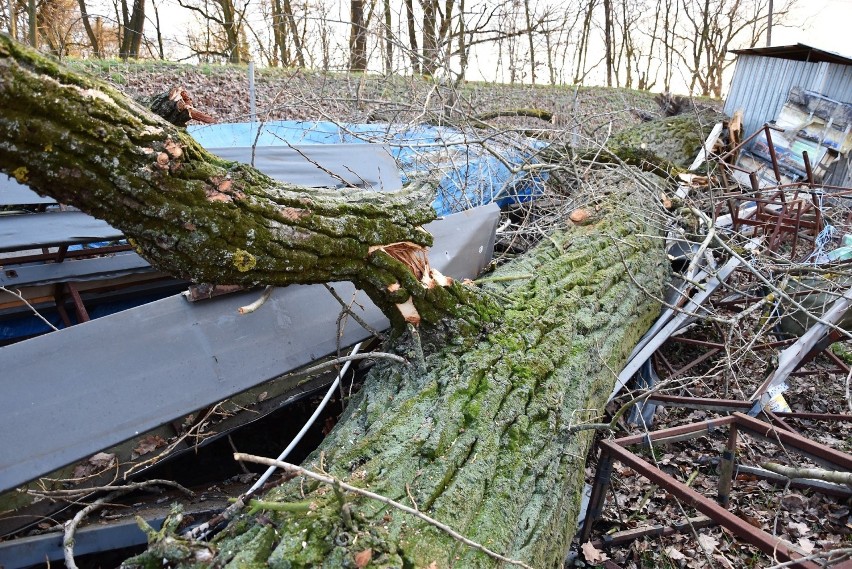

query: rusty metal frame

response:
[581,412,852,568]
[647,394,852,422]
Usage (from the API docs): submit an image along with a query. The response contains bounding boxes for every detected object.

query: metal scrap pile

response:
[578,89,852,568]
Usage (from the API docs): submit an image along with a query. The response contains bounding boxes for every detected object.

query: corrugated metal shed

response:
[724,44,852,140]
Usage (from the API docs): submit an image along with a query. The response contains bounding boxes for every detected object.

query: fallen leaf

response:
[72,452,116,478]
[581,541,609,564]
[665,546,686,560]
[712,554,735,568]
[697,533,718,554]
[133,434,167,458]
[787,521,810,537]
[781,493,807,512]
[90,452,116,468]
[354,548,372,568]
[797,537,815,554]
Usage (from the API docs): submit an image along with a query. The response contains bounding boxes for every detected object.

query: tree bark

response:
[0,36,671,567]
[281,0,305,67]
[349,0,368,71]
[119,0,144,59]
[404,0,420,73]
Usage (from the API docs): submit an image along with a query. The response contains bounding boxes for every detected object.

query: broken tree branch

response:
[762,462,852,487]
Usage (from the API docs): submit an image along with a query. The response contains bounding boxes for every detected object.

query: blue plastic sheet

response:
[189,121,548,217]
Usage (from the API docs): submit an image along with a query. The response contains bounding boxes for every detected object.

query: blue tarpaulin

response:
[188,120,547,217]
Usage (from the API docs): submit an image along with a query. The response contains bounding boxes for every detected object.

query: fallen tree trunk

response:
[0,37,671,567]
[124,182,670,568]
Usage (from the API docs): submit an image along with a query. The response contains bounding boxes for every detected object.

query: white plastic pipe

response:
[246,342,362,494]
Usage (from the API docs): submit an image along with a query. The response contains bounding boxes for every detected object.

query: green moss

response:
[831,343,852,365]
[609,109,728,169]
[222,525,276,569]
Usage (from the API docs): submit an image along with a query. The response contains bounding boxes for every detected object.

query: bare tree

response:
[522,0,536,83]
[179,0,251,63]
[119,0,145,59]
[673,0,797,96]
[603,0,613,86]
[349,0,368,70]
[76,0,101,56]
[269,0,305,67]
[382,0,393,73]
[573,0,596,84]
[147,0,166,58]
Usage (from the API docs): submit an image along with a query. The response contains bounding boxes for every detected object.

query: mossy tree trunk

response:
[0,35,481,333]
[0,37,671,567]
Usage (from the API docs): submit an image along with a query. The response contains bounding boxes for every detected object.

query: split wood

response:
[233,452,534,569]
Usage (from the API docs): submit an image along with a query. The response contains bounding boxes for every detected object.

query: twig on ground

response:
[297,351,407,377]
[27,479,194,500]
[124,403,227,477]
[762,462,852,487]
[1,286,58,331]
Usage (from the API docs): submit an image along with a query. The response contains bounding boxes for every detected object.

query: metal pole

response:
[766,0,773,47]
[248,61,256,123]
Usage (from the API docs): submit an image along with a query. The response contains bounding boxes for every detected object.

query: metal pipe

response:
[616,415,734,447]
[763,126,783,184]
[579,450,614,544]
[248,61,256,123]
[733,412,852,471]
[646,395,852,422]
[717,424,737,506]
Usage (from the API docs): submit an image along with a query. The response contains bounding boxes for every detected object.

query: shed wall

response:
[724,55,852,138]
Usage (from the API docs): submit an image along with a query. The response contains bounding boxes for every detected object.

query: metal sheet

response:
[0,250,152,287]
[0,204,499,493]
[731,44,852,66]
[724,53,852,140]
[207,144,402,190]
[0,211,123,252]
[0,514,165,568]
[0,504,220,568]
[0,175,55,206]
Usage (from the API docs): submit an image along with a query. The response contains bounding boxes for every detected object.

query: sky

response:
[773,0,852,57]
[123,0,852,96]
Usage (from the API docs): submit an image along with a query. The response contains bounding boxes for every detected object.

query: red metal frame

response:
[581,413,852,569]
